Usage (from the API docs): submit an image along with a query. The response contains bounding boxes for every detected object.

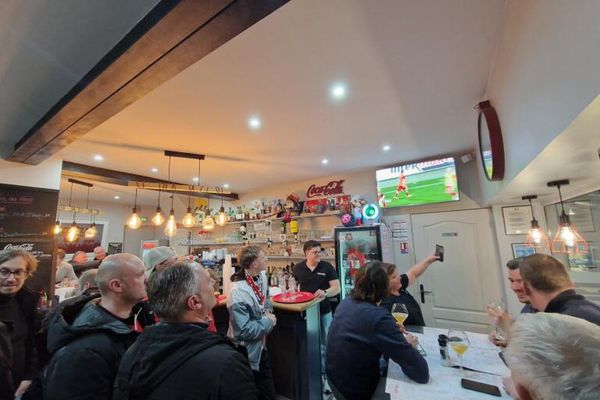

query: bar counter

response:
[212,297,324,400]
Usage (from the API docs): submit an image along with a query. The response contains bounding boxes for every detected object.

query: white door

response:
[411,209,503,333]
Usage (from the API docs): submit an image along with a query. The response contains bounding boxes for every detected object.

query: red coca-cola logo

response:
[306,180,345,198]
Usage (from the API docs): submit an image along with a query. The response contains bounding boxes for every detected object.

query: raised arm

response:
[406,254,439,287]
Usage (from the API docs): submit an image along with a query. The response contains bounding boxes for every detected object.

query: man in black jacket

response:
[0,250,40,400]
[43,253,147,400]
[114,261,258,400]
[519,254,600,325]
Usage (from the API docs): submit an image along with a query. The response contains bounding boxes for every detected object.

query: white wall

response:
[0,157,62,189]
[480,0,600,203]
[491,200,550,315]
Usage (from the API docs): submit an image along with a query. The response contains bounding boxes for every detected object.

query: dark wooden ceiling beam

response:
[62,161,239,200]
[8,0,290,164]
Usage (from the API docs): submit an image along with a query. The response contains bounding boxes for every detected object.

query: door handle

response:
[420,284,432,303]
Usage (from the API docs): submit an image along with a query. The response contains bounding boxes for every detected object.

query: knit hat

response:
[143,246,176,274]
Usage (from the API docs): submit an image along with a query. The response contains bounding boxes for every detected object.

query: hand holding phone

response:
[461,378,501,397]
[435,244,444,262]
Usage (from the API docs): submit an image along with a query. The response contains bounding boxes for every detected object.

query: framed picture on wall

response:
[502,206,533,235]
[512,243,536,259]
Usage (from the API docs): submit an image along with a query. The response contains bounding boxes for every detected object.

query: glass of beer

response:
[448,329,470,371]
[391,303,409,327]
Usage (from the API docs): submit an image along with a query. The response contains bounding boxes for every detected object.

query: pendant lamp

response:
[152,189,165,226]
[164,156,178,237]
[547,180,589,254]
[216,194,227,226]
[522,195,549,249]
[65,181,80,242]
[126,186,143,229]
[83,186,97,238]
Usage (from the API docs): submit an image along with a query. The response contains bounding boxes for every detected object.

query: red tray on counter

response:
[271,291,315,304]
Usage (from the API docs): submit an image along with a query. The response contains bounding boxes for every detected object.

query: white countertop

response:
[385,327,511,399]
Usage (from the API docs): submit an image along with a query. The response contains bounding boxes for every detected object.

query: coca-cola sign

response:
[3,243,35,252]
[306,180,345,198]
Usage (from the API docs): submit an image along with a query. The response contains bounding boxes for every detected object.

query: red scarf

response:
[245,272,265,305]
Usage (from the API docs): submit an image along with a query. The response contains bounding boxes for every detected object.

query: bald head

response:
[96,254,145,297]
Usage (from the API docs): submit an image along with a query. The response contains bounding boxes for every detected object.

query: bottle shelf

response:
[224,211,341,225]
[183,238,335,247]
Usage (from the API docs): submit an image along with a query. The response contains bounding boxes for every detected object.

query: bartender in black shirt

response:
[292,241,340,375]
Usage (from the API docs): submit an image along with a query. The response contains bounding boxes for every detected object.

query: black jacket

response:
[0,288,39,399]
[43,299,138,400]
[545,289,600,325]
[114,322,258,400]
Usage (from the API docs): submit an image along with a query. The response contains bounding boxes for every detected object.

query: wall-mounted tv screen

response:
[376,157,459,208]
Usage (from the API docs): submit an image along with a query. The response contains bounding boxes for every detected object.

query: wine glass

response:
[486,300,507,342]
[448,329,470,371]
[391,303,409,328]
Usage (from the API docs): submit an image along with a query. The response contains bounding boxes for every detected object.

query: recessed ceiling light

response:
[94,154,104,161]
[383,145,391,151]
[151,167,158,173]
[248,116,261,130]
[114,195,120,200]
[330,83,347,100]
[322,158,329,165]
[223,183,230,189]
[192,177,199,183]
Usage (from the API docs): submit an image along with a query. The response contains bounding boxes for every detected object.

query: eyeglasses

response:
[0,268,29,279]
[308,249,323,255]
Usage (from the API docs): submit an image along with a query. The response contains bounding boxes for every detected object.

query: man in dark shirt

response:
[292,241,339,379]
[0,249,40,399]
[519,254,600,325]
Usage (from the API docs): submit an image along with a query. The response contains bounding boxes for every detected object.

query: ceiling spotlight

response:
[192,177,199,183]
[223,183,230,189]
[383,145,391,151]
[114,195,120,200]
[94,154,104,161]
[322,158,329,165]
[248,116,261,130]
[330,83,347,100]
[151,167,158,173]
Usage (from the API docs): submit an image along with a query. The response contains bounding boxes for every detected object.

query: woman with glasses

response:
[0,249,39,400]
[228,245,277,400]
[326,261,429,400]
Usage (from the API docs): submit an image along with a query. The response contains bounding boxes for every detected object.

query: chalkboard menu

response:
[0,184,58,238]
[0,183,59,295]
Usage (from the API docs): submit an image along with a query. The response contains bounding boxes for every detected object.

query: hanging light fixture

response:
[83,186,97,238]
[53,220,62,235]
[126,186,143,229]
[547,180,589,254]
[216,194,227,226]
[201,193,215,230]
[164,156,178,237]
[183,157,202,228]
[65,181,80,242]
[152,188,165,226]
[182,196,196,228]
[522,195,549,249]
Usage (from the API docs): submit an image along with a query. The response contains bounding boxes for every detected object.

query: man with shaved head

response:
[43,254,147,400]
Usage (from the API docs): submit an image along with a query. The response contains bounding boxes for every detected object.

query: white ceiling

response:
[494,94,600,205]
[51,0,506,198]
[0,0,159,157]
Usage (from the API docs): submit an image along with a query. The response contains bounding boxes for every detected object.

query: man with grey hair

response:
[114,261,257,400]
[44,254,147,400]
[505,313,600,400]
[77,268,98,296]
[519,254,600,325]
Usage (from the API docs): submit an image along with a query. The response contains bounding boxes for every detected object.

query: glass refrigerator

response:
[335,225,389,299]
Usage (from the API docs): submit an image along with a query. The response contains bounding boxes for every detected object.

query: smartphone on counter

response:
[435,244,444,262]
[461,379,501,397]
